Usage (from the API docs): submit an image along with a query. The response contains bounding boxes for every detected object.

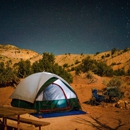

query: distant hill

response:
[0,44,130,71]
[0,44,42,66]
[55,49,130,72]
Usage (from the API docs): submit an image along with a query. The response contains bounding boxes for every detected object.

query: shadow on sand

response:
[73,115,127,130]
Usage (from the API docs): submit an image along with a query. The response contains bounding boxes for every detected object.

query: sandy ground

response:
[0,75,130,130]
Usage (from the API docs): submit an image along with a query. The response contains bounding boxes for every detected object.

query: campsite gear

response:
[32,110,86,118]
[89,87,124,105]
[10,72,81,113]
[90,88,106,105]
[0,106,37,130]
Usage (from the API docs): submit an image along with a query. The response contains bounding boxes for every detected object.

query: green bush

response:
[111,48,117,55]
[95,52,100,55]
[111,62,116,66]
[107,76,123,88]
[106,54,110,57]
[63,63,68,68]
[75,60,80,64]
[114,69,125,76]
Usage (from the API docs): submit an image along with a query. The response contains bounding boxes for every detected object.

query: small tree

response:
[111,48,117,55]
[75,60,80,64]
[0,62,19,87]
[17,59,32,78]
[106,53,110,57]
[63,63,68,68]
[101,55,105,59]
[123,47,129,52]
[126,69,130,76]
[95,52,100,55]
[80,53,83,56]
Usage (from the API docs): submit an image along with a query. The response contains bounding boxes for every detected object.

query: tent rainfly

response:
[10,72,81,113]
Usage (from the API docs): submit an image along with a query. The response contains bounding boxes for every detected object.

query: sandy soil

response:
[0,75,130,130]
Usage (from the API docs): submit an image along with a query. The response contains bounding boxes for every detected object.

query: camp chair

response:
[91,88,105,105]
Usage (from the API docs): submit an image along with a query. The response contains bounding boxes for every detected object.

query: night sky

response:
[0,0,130,55]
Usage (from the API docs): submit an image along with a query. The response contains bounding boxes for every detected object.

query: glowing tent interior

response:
[10,72,81,113]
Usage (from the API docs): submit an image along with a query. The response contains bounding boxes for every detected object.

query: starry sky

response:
[0,0,130,55]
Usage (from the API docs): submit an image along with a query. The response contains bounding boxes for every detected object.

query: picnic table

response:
[0,105,37,130]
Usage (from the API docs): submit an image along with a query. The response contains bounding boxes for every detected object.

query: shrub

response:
[86,71,93,79]
[63,63,68,68]
[123,47,129,52]
[116,62,121,65]
[107,76,123,88]
[111,48,117,55]
[114,69,125,76]
[106,54,110,57]
[80,53,84,56]
[70,67,75,71]
[75,60,80,64]
[95,52,100,55]
[111,62,116,66]
[126,69,130,76]
[101,55,105,59]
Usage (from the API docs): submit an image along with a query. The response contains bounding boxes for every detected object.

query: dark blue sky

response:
[0,0,130,55]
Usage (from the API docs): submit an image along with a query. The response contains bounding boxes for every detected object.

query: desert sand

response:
[0,74,130,130]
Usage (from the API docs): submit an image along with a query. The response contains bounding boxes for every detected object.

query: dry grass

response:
[0,44,130,72]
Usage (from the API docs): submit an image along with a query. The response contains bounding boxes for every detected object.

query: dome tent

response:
[10,72,81,113]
